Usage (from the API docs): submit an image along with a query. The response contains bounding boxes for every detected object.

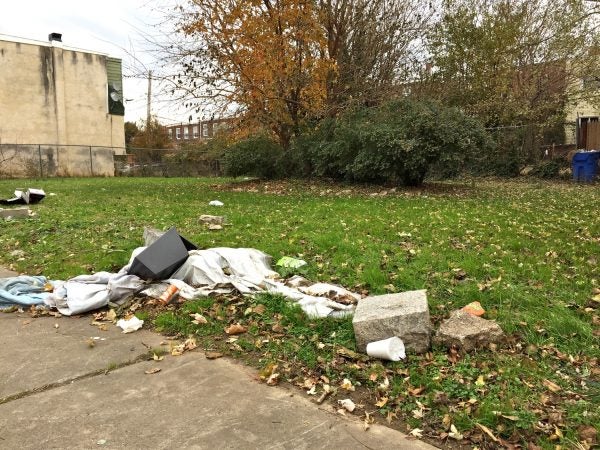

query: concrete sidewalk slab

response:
[0,266,17,278]
[0,314,163,400]
[0,351,433,449]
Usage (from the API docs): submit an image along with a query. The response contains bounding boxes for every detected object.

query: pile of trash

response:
[0,227,357,319]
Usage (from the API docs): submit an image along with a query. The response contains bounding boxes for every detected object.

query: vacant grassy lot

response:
[0,177,598,448]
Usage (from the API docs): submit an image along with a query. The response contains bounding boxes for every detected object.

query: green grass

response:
[0,177,598,447]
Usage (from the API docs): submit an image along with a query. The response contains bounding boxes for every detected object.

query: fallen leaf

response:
[253,304,266,315]
[225,323,247,335]
[449,424,463,440]
[410,428,423,438]
[184,337,197,351]
[475,375,486,386]
[271,323,284,333]
[378,377,390,391]
[543,379,561,393]
[442,414,451,428]
[369,373,378,382]
[341,378,355,391]
[190,313,208,325]
[476,423,499,442]
[152,353,164,361]
[375,396,388,408]
[364,411,374,430]
[501,415,519,421]
[266,372,280,386]
[578,425,597,443]
[205,351,223,360]
[409,386,425,396]
[145,367,161,375]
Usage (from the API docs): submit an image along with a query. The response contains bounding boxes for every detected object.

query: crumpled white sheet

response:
[45,271,144,316]
[44,246,356,318]
[168,247,355,317]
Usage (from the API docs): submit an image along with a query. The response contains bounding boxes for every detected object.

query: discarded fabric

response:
[45,272,144,316]
[117,316,144,333]
[0,276,53,309]
[366,337,406,361]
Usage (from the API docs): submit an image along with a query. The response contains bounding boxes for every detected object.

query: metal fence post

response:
[89,146,93,176]
[38,145,43,178]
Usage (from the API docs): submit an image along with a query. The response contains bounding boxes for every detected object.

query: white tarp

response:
[42,247,357,318]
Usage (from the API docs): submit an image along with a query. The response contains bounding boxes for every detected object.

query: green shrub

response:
[294,100,490,186]
[530,160,561,179]
[222,134,285,179]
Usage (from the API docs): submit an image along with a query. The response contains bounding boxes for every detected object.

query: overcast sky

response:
[1,0,184,124]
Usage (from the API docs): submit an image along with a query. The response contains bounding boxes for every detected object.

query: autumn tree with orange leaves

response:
[176,0,334,148]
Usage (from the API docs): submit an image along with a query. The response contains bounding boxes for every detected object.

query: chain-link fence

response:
[0,144,223,178]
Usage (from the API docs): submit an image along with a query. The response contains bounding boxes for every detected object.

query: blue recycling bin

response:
[572,151,600,182]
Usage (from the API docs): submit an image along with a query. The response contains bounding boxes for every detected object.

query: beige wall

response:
[0,37,125,152]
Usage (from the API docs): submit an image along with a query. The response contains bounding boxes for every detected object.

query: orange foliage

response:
[181,0,335,148]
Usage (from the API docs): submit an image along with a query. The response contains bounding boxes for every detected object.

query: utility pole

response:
[146,70,152,125]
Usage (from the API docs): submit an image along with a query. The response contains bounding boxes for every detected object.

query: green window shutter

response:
[107,57,125,116]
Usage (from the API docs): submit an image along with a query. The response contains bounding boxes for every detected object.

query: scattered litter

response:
[208,200,224,206]
[128,227,197,280]
[97,439,107,445]
[338,398,356,412]
[205,351,223,359]
[158,284,179,305]
[145,367,161,375]
[116,316,144,333]
[0,188,45,205]
[461,301,485,316]
[366,336,406,361]
[276,256,307,269]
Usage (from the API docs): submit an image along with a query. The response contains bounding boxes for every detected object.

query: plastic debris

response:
[116,316,144,333]
[366,336,406,361]
[338,398,356,412]
[276,256,307,269]
[208,200,224,206]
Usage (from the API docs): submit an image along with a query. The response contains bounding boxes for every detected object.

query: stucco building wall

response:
[0,36,125,152]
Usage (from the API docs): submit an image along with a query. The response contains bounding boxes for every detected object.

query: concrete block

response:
[435,310,505,352]
[0,207,29,219]
[352,290,431,354]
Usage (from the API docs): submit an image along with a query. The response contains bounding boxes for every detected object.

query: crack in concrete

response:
[0,352,151,406]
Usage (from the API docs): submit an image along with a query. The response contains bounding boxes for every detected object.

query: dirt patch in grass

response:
[212,178,476,198]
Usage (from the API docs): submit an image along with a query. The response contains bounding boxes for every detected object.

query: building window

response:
[184,126,189,139]
[175,128,181,139]
[193,125,199,138]
[168,129,173,139]
[202,123,209,137]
